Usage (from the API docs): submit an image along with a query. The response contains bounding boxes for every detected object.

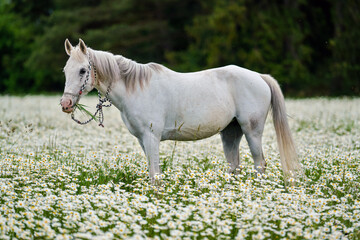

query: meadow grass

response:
[0,96,359,239]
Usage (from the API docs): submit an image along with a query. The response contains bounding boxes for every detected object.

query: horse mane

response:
[88,48,162,92]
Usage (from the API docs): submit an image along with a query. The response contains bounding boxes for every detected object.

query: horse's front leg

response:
[138,132,161,182]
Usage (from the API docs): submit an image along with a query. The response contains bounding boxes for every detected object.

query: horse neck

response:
[95,77,127,113]
[88,49,128,108]
[88,48,119,81]
[89,48,163,111]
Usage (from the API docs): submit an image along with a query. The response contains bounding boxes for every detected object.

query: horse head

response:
[60,39,96,113]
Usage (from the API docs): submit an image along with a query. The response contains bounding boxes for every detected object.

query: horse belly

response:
[160,69,238,141]
[161,102,235,141]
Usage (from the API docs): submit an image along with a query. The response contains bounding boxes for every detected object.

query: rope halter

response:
[66,56,112,127]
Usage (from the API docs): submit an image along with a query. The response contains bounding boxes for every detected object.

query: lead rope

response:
[70,59,112,127]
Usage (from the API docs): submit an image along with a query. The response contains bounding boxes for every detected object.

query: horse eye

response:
[79,68,86,75]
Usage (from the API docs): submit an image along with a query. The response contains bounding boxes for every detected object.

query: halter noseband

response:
[65,56,112,127]
[62,58,93,101]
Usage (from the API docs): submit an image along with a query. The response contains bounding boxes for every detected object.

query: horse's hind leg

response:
[240,115,267,174]
[220,120,243,173]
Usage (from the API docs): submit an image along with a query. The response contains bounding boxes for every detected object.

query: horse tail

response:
[260,74,301,178]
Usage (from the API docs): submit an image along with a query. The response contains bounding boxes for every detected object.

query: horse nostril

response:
[68,99,73,107]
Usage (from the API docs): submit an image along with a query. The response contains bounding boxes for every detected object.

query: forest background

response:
[0,0,359,96]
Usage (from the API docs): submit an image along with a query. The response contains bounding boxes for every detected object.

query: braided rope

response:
[70,58,112,127]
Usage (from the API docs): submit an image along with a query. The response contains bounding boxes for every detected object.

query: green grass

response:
[0,96,359,239]
[75,103,99,122]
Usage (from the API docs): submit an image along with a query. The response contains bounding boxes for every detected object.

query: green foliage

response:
[329,0,360,95]
[0,0,359,95]
[0,5,34,93]
[166,0,353,96]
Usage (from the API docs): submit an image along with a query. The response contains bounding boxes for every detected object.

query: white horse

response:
[61,39,300,181]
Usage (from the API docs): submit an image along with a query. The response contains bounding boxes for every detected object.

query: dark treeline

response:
[0,0,359,96]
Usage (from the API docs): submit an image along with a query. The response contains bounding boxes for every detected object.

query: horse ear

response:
[79,38,87,55]
[65,39,73,56]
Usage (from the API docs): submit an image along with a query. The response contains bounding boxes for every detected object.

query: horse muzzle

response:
[60,97,75,113]
[62,107,74,113]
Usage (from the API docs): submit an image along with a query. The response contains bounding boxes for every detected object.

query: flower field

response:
[0,96,359,239]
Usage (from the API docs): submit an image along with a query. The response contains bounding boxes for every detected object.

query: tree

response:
[0,0,359,95]
[0,4,34,93]
[330,0,360,95]
[25,0,202,92]
[166,0,314,95]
